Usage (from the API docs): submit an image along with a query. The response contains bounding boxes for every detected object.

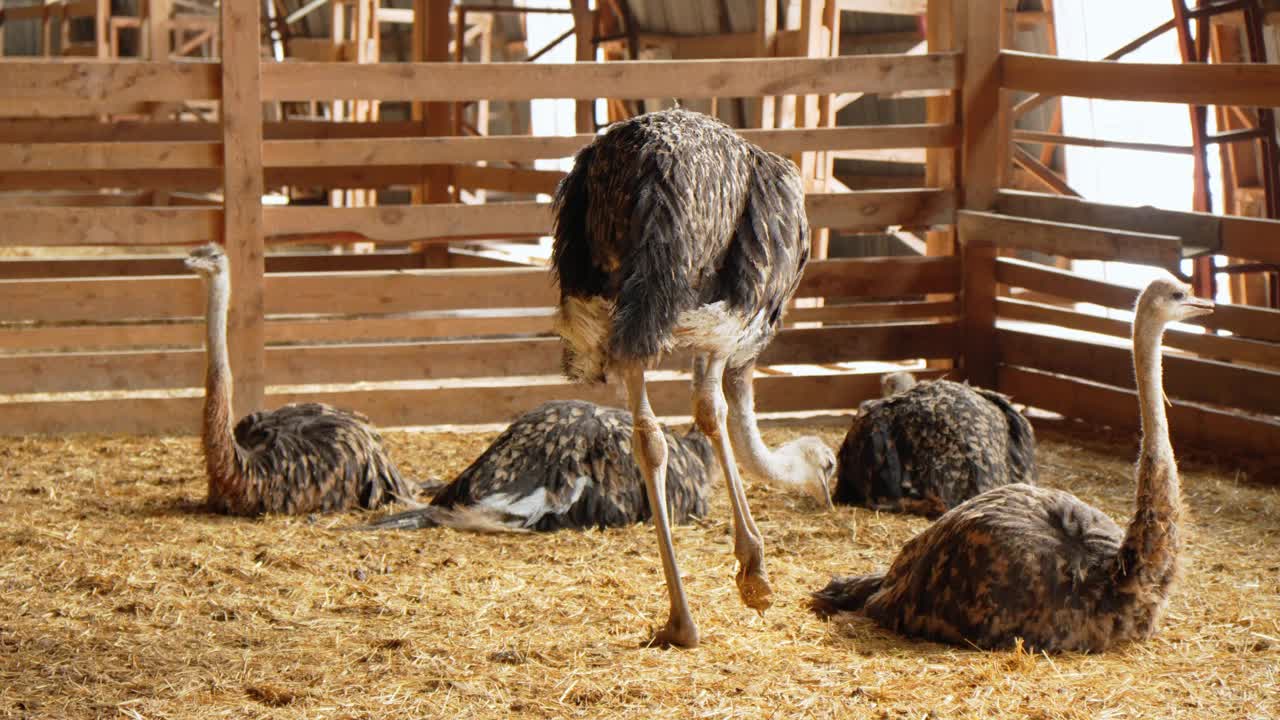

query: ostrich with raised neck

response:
[552,108,836,648]
[812,276,1212,652]
[186,244,413,515]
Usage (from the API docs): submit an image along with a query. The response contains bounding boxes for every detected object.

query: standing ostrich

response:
[811,277,1212,652]
[364,400,718,532]
[833,371,1036,518]
[185,244,413,515]
[552,108,837,648]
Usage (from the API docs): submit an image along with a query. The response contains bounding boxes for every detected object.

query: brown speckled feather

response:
[834,380,1036,517]
[367,401,718,532]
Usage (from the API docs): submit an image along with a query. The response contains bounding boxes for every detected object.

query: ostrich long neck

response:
[1116,309,1181,590]
[1132,312,1177,516]
[201,272,241,484]
[724,367,805,489]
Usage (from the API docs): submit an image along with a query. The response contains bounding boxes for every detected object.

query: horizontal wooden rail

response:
[260,53,959,102]
[260,189,955,244]
[1010,129,1192,156]
[999,327,1280,418]
[0,256,958,325]
[0,61,221,103]
[1000,50,1280,107]
[1,124,959,172]
[999,366,1280,457]
[0,207,221,247]
[0,251,435,280]
[995,257,1280,343]
[0,370,888,435]
[995,190,1220,257]
[958,209,1183,270]
[997,297,1280,369]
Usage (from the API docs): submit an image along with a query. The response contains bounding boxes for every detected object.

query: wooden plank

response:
[221,0,267,417]
[261,190,955,244]
[0,140,223,171]
[995,189,1223,255]
[1011,129,1193,156]
[0,119,424,144]
[997,296,1280,368]
[0,276,203,322]
[0,61,220,103]
[259,52,961,102]
[795,255,958,297]
[1000,50,1280,108]
[999,327,1280,417]
[999,365,1280,458]
[957,209,1183,270]
[0,323,203,352]
[0,207,221,246]
[0,251,428,279]
[261,123,958,168]
[266,268,556,315]
[570,0,595,133]
[995,257,1280,343]
[958,0,1003,389]
[1220,215,1280,264]
[787,299,958,324]
[452,165,566,195]
[837,0,926,13]
[0,371,875,435]
[0,349,204,394]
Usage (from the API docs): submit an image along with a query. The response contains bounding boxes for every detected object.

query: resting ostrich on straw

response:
[364,400,718,532]
[812,276,1212,653]
[552,108,837,648]
[186,244,413,515]
[833,371,1036,518]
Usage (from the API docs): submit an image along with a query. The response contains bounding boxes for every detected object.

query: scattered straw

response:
[1,420,1277,719]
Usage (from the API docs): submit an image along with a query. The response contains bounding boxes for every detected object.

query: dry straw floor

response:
[1,419,1277,719]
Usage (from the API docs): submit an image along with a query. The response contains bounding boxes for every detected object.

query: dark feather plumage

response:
[212,402,411,516]
[551,108,809,380]
[834,379,1037,518]
[365,401,718,532]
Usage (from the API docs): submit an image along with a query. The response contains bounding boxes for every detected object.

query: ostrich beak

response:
[1182,296,1214,317]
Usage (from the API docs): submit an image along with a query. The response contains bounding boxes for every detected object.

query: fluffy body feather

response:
[365,401,718,532]
[813,277,1213,652]
[186,244,412,516]
[834,376,1037,518]
[552,107,810,379]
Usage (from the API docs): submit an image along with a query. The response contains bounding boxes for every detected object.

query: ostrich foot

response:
[735,558,774,613]
[644,614,700,649]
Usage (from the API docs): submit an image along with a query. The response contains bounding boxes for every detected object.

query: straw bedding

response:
[1,419,1277,719]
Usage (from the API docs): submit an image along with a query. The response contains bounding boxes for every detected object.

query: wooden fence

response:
[0,2,963,435]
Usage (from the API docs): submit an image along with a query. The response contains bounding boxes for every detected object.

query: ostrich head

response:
[880,371,918,397]
[185,243,228,278]
[1135,276,1214,326]
[774,435,836,510]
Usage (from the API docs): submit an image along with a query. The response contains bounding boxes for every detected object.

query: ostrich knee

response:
[693,386,728,440]
[633,413,669,480]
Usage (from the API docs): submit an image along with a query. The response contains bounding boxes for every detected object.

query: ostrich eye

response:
[1171,291,1185,301]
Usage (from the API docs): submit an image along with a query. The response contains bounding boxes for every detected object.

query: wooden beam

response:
[1000,50,1280,107]
[997,296,1280,369]
[258,52,961,102]
[570,0,595,133]
[0,207,221,246]
[995,256,1280,343]
[221,0,267,417]
[0,61,220,103]
[837,0,926,14]
[999,327,1280,418]
[1012,129,1194,156]
[999,365,1280,458]
[957,210,1184,270]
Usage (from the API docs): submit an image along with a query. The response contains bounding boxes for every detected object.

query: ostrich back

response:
[552,108,810,380]
[834,380,1036,517]
[418,401,717,531]
[213,402,409,515]
[860,483,1140,652]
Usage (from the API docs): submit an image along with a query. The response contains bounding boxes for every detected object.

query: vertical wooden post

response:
[925,0,958,371]
[148,0,171,59]
[754,0,777,129]
[412,0,453,266]
[221,0,267,418]
[571,0,596,134]
[94,0,109,57]
[959,0,1006,389]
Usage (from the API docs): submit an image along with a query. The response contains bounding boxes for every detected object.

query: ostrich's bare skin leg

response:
[694,353,773,613]
[624,366,699,648]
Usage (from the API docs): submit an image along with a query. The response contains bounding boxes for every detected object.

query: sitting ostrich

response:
[833,371,1036,518]
[811,277,1213,652]
[185,244,413,515]
[364,400,718,532]
[552,108,837,648]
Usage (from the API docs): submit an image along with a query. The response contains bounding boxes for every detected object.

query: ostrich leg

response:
[694,353,773,612]
[624,366,699,648]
